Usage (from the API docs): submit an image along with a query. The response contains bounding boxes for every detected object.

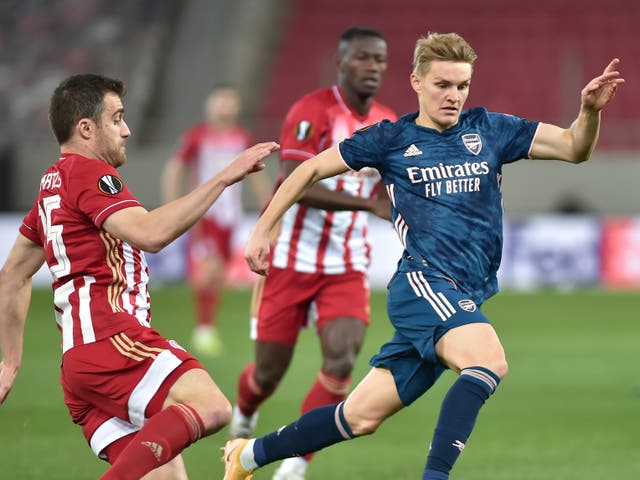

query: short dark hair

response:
[340,26,385,44]
[49,73,126,145]
[338,26,386,58]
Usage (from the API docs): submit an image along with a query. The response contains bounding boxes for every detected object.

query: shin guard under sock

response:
[253,401,354,466]
[100,403,204,479]
[424,367,500,479]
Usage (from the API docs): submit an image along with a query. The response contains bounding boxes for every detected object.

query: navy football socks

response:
[423,366,500,479]
[253,401,354,466]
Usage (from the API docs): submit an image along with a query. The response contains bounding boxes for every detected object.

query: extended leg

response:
[423,323,508,480]
[103,369,231,479]
[223,367,404,479]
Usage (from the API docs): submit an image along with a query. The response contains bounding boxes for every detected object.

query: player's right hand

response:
[222,142,279,186]
[0,361,18,404]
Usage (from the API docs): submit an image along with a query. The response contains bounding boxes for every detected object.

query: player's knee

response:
[199,397,233,434]
[253,364,284,391]
[496,359,509,379]
[484,358,508,379]
[346,414,383,436]
[454,348,508,380]
[322,337,363,378]
[323,354,357,379]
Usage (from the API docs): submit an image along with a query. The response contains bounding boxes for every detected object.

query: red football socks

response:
[196,289,218,326]
[100,403,204,479]
[300,371,351,461]
[237,362,275,416]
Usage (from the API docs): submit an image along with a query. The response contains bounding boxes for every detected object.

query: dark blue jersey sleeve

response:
[488,112,539,165]
[338,121,388,171]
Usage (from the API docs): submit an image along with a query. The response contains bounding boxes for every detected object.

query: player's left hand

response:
[581,58,625,112]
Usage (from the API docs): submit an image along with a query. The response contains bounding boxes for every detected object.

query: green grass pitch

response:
[1,285,638,479]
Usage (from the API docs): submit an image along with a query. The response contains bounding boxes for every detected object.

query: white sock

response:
[240,439,258,470]
[280,457,308,471]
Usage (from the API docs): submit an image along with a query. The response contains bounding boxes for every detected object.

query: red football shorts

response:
[60,325,204,460]
[254,267,370,344]
[187,217,233,275]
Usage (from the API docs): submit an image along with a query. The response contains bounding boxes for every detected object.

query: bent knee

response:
[253,350,293,391]
[198,398,233,434]
[322,356,357,379]
[489,359,508,379]
[473,359,508,379]
[454,352,509,380]
[345,414,383,437]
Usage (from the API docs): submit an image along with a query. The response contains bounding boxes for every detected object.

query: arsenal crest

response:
[458,299,477,312]
[461,134,482,155]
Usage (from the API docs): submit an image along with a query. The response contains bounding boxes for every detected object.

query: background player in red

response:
[0,73,278,479]
[229,26,397,480]
[163,85,272,356]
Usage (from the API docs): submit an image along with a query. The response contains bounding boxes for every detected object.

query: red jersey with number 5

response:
[20,154,150,353]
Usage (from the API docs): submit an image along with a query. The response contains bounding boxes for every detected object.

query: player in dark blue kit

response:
[222,32,624,480]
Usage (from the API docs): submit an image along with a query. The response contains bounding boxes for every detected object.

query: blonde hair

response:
[412,32,477,76]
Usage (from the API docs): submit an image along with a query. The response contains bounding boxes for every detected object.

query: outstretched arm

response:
[103,142,279,253]
[0,234,46,404]
[281,160,390,219]
[246,169,274,210]
[531,58,624,163]
[245,144,349,275]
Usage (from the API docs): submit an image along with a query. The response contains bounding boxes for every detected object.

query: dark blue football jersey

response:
[339,107,539,304]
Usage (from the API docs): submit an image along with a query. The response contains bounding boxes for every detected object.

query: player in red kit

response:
[229,27,397,480]
[163,85,272,356]
[0,73,278,479]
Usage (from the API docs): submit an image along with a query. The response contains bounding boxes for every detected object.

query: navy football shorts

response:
[369,270,490,406]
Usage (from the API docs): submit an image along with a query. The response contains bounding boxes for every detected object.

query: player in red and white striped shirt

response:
[0,73,278,479]
[230,27,397,480]
[163,85,272,356]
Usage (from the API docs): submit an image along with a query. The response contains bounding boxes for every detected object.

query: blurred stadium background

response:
[0,1,639,479]
[1,0,639,290]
